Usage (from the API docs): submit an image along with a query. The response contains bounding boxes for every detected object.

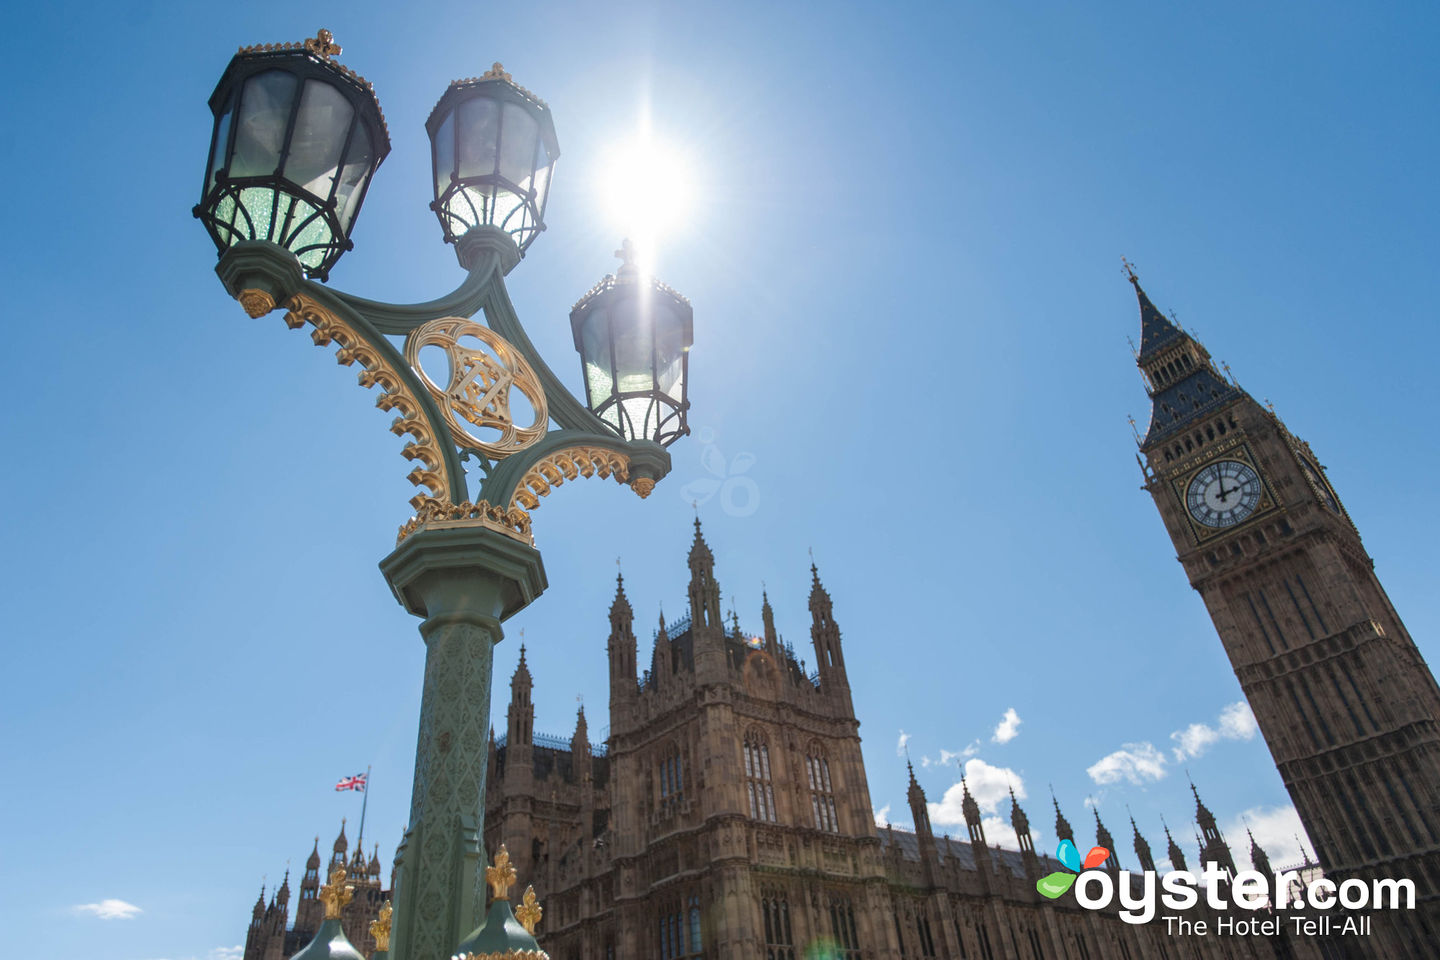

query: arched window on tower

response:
[658,893,703,959]
[745,730,778,822]
[807,743,839,832]
[659,743,684,817]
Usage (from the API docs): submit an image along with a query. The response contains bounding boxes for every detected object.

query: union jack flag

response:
[335,773,367,792]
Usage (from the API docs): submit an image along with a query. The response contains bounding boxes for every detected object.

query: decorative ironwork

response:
[282,295,448,508]
[486,845,518,900]
[395,497,532,545]
[303,28,342,60]
[509,446,635,510]
[237,289,277,319]
[369,900,392,951]
[318,866,354,919]
[516,885,543,935]
[405,318,548,459]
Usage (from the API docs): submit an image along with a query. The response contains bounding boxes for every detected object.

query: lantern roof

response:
[211,30,390,151]
[425,63,555,136]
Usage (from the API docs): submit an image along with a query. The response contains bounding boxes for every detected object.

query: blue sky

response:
[3,2,1438,958]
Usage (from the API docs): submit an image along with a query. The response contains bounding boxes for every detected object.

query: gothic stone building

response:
[243,823,390,960]
[484,519,1311,960]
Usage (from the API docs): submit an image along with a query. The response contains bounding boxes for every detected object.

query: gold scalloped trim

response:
[454,951,547,960]
[281,294,446,509]
[509,447,635,511]
[396,498,533,546]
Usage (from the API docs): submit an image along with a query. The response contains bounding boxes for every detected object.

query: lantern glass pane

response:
[654,308,686,401]
[336,124,374,232]
[613,307,655,394]
[499,102,539,186]
[232,70,299,178]
[208,100,234,191]
[457,98,500,178]
[582,309,615,405]
[433,112,454,197]
[286,79,354,200]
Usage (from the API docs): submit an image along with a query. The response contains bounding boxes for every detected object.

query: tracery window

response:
[828,894,861,959]
[659,744,684,816]
[745,731,778,822]
[761,888,795,960]
[658,894,702,959]
[807,744,839,832]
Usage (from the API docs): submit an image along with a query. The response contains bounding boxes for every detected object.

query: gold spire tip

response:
[516,885,543,935]
[318,867,354,919]
[304,29,342,60]
[482,62,512,81]
[486,845,518,900]
[370,901,393,951]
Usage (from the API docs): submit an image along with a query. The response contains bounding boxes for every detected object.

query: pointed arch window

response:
[807,744,839,832]
[761,887,795,960]
[745,730,778,822]
[658,893,703,959]
[827,894,861,959]
[659,743,684,816]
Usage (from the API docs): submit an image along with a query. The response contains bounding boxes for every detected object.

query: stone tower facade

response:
[1130,268,1440,954]
[480,520,1309,960]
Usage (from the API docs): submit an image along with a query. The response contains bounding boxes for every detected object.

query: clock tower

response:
[1129,266,1440,955]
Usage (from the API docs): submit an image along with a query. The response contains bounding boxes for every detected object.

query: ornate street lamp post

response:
[194,32,692,960]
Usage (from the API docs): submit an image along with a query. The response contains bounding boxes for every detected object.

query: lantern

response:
[195,30,389,280]
[570,242,692,446]
[426,64,559,256]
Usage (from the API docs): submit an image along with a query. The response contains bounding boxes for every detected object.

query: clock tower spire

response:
[1129,268,1440,954]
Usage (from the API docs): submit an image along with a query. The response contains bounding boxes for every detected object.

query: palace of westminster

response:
[242,277,1440,958]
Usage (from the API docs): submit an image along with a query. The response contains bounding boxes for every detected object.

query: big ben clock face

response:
[1186,460,1262,528]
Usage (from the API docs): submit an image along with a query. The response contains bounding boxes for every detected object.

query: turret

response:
[572,705,592,784]
[1191,779,1237,878]
[295,837,323,937]
[608,572,637,702]
[330,820,348,872]
[1247,828,1273,878]
[1010,786,1035,856]
[506,646,534,748]
[687,517,722,629]
[808,561,849,693]
[961,777,985,846]
[1130,812,1157,874]
[907,763,939,884]
[650,611,671,688]
[761,588,779,657]
[1094,808,1120,873]
[1052,790,1074,845]
[1163,818,1188,873]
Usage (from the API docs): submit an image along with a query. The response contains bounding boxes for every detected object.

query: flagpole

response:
[357,764,371,855]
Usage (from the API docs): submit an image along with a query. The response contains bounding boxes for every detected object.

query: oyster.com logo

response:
[1037,839,1110,899]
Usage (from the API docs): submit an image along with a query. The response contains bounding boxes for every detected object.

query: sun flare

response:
[597,134,695,267]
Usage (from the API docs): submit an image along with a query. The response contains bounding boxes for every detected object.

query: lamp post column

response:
[379,523,548,960]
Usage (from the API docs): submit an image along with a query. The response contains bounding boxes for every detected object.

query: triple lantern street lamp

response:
[193,29,694,960]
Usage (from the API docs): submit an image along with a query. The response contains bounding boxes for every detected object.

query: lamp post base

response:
[379,522,547,960]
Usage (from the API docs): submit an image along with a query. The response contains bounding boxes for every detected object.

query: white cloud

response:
[1218,701,1258,740]
[73,899,142,920]
[209,947,244,960]
[896,730,911,757]
[1170,701,1258,762]
[1223,804,1316,872]
[873,804,891,828]
[928,758,1026,828]
[921,741,981,769]
[1086,742,1168,785]
[992,708,1022,744]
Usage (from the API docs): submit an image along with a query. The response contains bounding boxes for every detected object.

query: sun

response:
[596,134,695,268]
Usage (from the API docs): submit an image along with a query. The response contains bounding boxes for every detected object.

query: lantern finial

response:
[614,238,639,277]
[482,62,512,82]
[304,29,342,60]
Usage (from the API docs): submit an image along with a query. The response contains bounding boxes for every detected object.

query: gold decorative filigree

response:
[370,900,392,951]
[508,447,641,511]
[303,28,342,59]
[487,845,518,900]
[404,318,548,460]
[396,497,532,546]
[456,952,547,960]
[515,885,542,935]
[237,289,276,318]
[318,867,354,919]
[282,294,447,510]
[481,62,512,82]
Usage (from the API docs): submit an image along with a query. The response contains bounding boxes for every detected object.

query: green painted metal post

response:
[379,524,547,960]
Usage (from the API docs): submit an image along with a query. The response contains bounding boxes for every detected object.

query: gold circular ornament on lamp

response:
[404,317,548,458]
